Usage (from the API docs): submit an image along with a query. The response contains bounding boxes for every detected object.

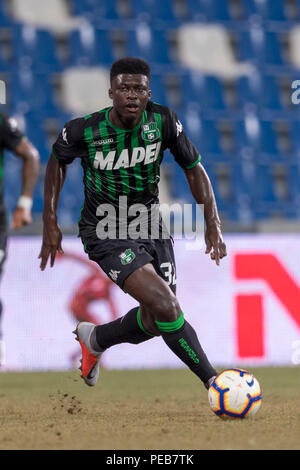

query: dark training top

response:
[0,113,24,211]
[52,101,201,234]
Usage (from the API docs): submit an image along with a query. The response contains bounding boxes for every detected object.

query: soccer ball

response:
[208,368,262,419]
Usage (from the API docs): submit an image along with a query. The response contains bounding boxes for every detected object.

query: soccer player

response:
[39,57,227,390]
[0,113,40,365]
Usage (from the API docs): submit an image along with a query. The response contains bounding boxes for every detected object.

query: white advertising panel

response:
[1,235,300,370]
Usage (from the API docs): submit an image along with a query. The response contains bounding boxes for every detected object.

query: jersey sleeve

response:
[52,118,85,164]
[163,108,201,169]
[0,114,24,151]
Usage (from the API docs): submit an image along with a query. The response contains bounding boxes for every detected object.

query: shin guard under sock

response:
[156,313,217,385]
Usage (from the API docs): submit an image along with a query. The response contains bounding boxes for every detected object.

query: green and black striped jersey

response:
[0,113,24,212]
[52,101,201,230]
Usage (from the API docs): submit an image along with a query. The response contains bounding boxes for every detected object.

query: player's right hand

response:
[38,222,64,270]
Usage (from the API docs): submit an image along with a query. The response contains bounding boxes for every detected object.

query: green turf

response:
[0,367,299,450]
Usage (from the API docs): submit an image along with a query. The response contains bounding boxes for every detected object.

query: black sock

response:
[156,313,217,385]
[94,307,154,351]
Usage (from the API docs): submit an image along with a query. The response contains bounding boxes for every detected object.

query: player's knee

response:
[149,290,181,323]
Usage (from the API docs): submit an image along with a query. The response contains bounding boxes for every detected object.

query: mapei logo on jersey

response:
[93,142,161,170]
[119,249,135,265]
[141,122,160,142]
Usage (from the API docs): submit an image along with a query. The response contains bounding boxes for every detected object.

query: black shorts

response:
[80,234,177,294]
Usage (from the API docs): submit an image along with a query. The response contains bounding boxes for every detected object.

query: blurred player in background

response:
[39,57,226,391]
[0,112,40,366]
[56,251,118,367]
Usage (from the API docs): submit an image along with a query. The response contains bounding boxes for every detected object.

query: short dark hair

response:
[110,57,150,83]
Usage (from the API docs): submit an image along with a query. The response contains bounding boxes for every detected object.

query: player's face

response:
[109,74,151,121]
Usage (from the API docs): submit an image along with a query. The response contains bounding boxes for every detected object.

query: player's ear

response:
[108,88,113,100]
[148,89,152,99]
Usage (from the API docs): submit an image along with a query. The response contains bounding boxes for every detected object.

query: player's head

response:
[109,57,151,121]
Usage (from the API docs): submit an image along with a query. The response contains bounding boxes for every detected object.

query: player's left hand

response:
[205,222,227,266]
[11,207,32,229]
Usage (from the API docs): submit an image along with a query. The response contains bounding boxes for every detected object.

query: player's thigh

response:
[80,236,153,291]
[151,238,177,295]
[123,262,180,323]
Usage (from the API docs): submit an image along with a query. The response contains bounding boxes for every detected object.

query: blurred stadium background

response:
[2,0,300,230]
[1,0,300,371]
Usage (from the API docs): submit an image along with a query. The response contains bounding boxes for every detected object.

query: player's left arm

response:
[12,138,40,229]
[184,163,227,266]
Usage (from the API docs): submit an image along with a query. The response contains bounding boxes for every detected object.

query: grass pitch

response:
[0,367,299,450]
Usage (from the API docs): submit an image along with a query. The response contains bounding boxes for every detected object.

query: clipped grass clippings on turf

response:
[0,367,299,450]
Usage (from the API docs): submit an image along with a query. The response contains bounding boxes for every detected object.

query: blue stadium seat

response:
[0,47,9,72]
[180,74,226,112]
[254,164,297,218]
[11,25,62,71]
[149,74,168,106]
[288,121,300,156]
[9,70,58,116]
[237,75,283,112]
[0,2,13,26]
[68,29,115,66]
[201,162,243,221]
[186,0,230,21]
[238,31,284,66]
[130,0,180,21]
[24,114,52,162]
[59,158,84,224]
[182,111,222,156]
[234,117,279,157]
[71,0,119,19]
[242,0,288,21]
[125,27,171,64]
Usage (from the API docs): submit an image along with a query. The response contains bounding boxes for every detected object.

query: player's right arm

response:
[39,154,66,270]
[39,119,83,270]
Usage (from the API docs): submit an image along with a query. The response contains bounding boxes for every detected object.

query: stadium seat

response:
[9,70,58,116]
[201,162,244,221]
[125,26,171,64]
[182,110,224,158]
[0,47,9,72]
[59,158,84,224]
[186,0,231,21]
[254,163,297,219]
[71,0,119,19]
[149,74,168,106]
[11,25,62,71]
[241,0,288,21]
[130,0,181,21]
[237,75,283,112]
[288,121,300,156]
[68,28,115,66]
[24,114,52,162]
[238,30,285,66]
[180,73,226,112]
[234,116,277,155]
[11,0,79,32]
[177,24,253,78]
[59,67,111,115]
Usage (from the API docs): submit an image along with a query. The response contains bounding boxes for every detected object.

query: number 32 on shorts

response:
[160,262,176,286]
